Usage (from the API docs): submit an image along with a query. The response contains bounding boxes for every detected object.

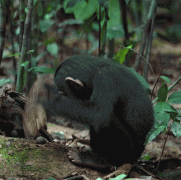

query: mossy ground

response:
[0,134,103,180]
[0,136,73,179]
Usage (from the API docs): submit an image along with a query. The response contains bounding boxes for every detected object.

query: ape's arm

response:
[43,67,116,132]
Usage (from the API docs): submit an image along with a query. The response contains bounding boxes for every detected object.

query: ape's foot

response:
[68,147,111,170]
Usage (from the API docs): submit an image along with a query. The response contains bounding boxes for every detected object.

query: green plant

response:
[146,76,181,143]
[96,173,127,180]
[62,0,125,56]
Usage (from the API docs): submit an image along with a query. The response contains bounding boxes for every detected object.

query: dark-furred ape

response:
[43,55,154,169]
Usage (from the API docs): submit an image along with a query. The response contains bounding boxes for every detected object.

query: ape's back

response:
[52,55,154,167]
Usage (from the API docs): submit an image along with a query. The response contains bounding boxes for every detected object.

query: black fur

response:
[45,55,154,166]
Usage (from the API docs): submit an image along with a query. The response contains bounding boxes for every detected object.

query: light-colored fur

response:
[23,74,54,141]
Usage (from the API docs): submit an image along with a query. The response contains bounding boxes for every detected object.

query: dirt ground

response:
[1,37,181,179]
[0,117,181,180]
[0,120,105,180]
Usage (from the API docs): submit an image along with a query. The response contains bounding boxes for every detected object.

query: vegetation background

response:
[0,0,181,179]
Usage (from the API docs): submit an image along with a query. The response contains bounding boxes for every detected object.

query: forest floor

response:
[1,36,181,179]
[1,118,181,180]
[0,120,108,180]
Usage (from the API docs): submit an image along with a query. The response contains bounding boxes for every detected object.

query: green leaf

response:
[171,121,181,137]
[160,76,170,84]
[154,102,172,128]
[154,111,170,128]
[141,153,152,161]
[0,79,12,86]
[6,52,21,58]
[43,177,56,180]
[170,108,179,121]
[59,19,83,27]
[107,25,124,39]
[154,101,175,113]
[27,50,35,54]
[114,45,132,64]
[33,0,38,5]
[28,66,55,74]
[176,112,181,121]
[145,125,166,143]
[108,0,121,27]
[47,43,58,57]
[44,37,55,46]
[21,61,30,68]
[74,0,99,20]
[63,0,83,14]
[168,91,181,104]
[157,82,168,102]
[39,19,54,32]
[110,174,127,180]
